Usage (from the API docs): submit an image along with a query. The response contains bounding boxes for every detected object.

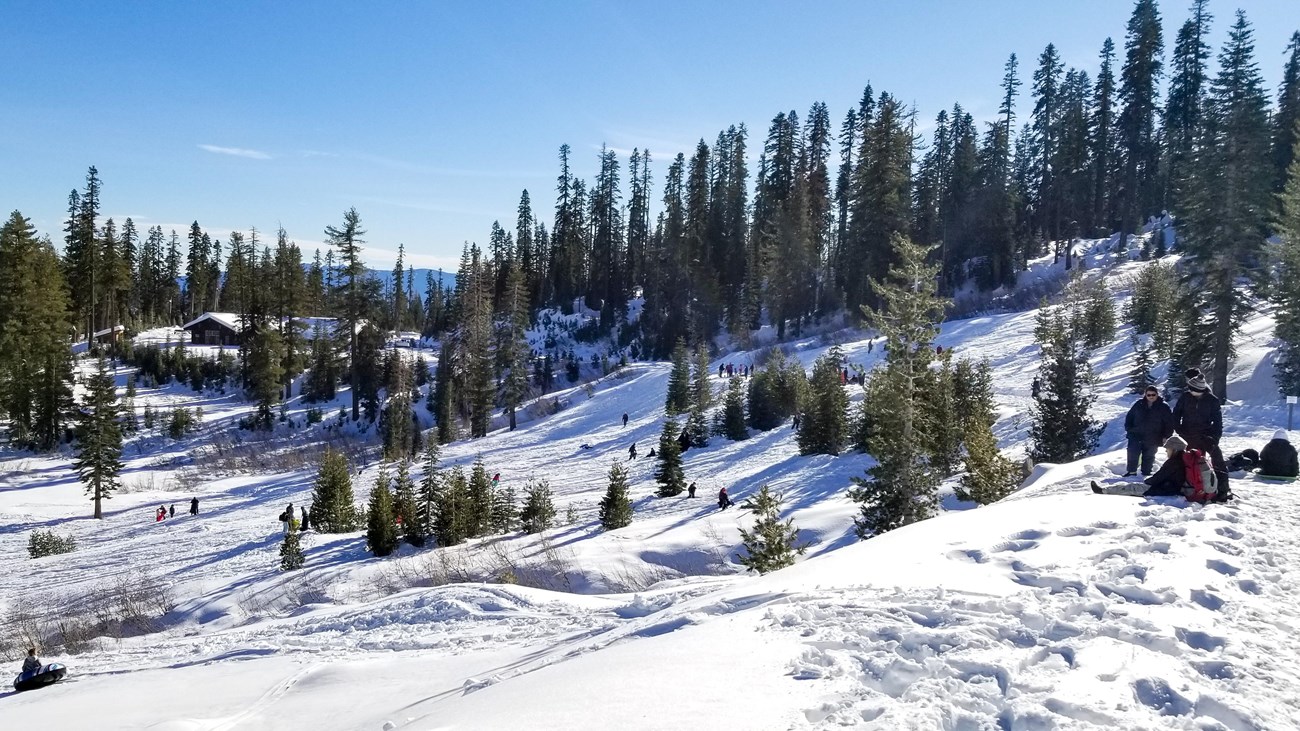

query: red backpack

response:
[1181,449,1219,502]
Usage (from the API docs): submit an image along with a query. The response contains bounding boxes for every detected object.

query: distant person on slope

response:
[1173,369,1229,498]
[300,506,310,531]
[718,487,733,510]
[1258,430,1299,477]
[190,497,199,515]
[628,443,637,460]
[688,482,697,498]
[622,412,629,427]
[22,649,41,675]
[1122,386,1173,476]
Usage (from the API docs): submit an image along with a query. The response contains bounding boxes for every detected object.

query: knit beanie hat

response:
[1274,429,1289,441]
[1164,434,1188,451]
[1187,375,1209,393]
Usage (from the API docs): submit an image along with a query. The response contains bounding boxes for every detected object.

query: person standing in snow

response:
[622,412,629,428]
[628,443,638,460]
[189,497,199,515]
[687,482,697,498]
[1173,369,1228,496]
[169,504,175,518]
[300,506,310,532]
[156,506,165,522]
[1259,430,1299,477]
[1122,386,1173,476]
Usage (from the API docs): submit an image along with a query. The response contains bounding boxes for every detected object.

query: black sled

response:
[13,663,66,692]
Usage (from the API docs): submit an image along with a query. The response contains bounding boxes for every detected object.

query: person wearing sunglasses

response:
[1122,385,1174,477]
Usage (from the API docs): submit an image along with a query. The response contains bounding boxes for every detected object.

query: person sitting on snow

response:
[22,648,41,675]
[1259,430,1299,477]
[1092,435,1190,497]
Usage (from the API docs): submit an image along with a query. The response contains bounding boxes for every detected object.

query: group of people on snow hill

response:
[279,502,310,532]
[1105,368,1299,498]
[155,497,201,522]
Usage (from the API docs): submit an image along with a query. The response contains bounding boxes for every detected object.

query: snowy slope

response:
[3,248,1299,729]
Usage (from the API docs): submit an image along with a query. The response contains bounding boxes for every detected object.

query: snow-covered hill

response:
[3,243,1298,729]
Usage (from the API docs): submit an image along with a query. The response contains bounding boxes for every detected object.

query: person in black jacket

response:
[1173,369,1228,496]
[1123,386,1174,476]
[1259,430,1299,477]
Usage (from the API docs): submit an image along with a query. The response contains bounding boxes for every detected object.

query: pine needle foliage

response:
[599,462,634,531]
[309,449,359,533]
[851,235,948,538]
[1273,141,1300,397]
[736,485,806,574]
[74,357,124,519]
[279,525,304,570]
[654,419,686,497]
[1030,306,1103,462]
[721,377,748,440]
[365,466,398,557]
[796,347,847,455]
[956,416,1021,505]
[519,479,556,534]
[665,338,692,416]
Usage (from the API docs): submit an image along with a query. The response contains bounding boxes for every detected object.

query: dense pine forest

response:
[2,0,1300,478]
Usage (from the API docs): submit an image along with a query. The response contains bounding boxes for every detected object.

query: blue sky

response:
[2,1,1294,271]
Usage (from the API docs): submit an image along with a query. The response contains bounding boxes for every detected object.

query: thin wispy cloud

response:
[198,144,272,160]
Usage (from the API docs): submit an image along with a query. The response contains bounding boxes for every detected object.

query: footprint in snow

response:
[1206,558,1240,576]
[1190,589,1225,611]
[1214,525,1244,541]
[1175,626,1227,651]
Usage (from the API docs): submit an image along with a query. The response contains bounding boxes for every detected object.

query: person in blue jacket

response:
[1123,386,1174,476]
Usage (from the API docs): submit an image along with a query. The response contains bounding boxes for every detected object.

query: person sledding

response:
[1091,435,1220,501]
[1122,386,1173,476]
[1258,430,1299,478]
[717,486,733,510]
[21,649,40,676]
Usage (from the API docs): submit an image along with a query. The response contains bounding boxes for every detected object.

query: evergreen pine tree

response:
[736,485,806,574]
[0,212,74,450]
[598,462,634,531]
[244,325,285,430]
[417,442,442,538]
[467,458,494,537]
[1162,0,1212,215]
[490,482,518,534]
[433,466,471,547]
[324,208,368,421]
[519,479,556,534]
[365,466,398,557]
[279,525,305,571]
[956,416,1020,505]
[721,377,748,441]
[850,235,948,538]
[1273,140,1300,397]
[1030,306,1103,462]
[1129,333,1156,394]
[665,338,691,415]
[1116,0,1165,241]
[1180,11,1274,399]
[392,458,425,547]
[796,348,847,456]
[309,449,359,533]
[73,357,123,519]
[1274,32,1300,193]
[654,419,686,497]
